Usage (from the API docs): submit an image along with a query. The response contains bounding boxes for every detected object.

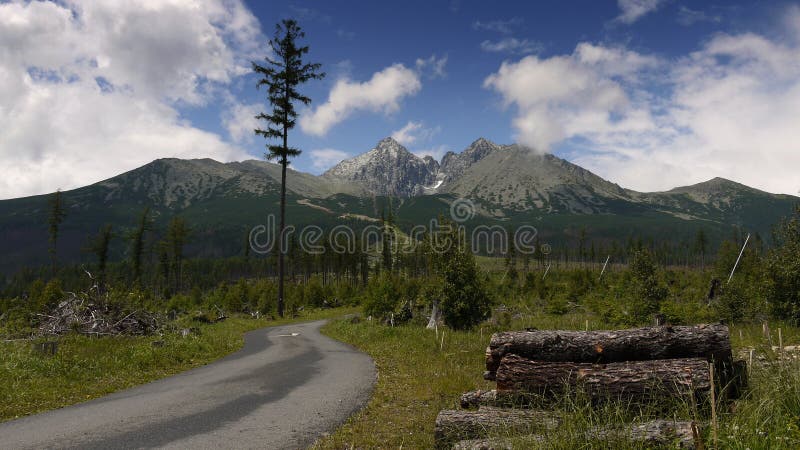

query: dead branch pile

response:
[36,292,162,336]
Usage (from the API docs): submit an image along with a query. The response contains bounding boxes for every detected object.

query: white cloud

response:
[483,43,660,152]
[0,0,261,199]
[222,102,262,143]
[299,64,421,136]
[484,24,800,195]
[309,148,350,172]
[615,0,666,24]
[416,54,448,79]
[413,145,450,162]
[391,121,440,146]
[472,18,523,34]
[480,38,544,55]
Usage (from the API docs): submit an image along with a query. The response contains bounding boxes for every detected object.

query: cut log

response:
[592,419,698,449]
[485,323,731,380]
[434,407,559,449]
[449,419,698,449]
[460,390,537,409]
[461,390,502,409]
[451,438,517,449]
[495,355,710,402]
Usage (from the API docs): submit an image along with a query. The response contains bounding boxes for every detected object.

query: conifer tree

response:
[253,19,324,317]
[130,207,151,285]
[47,189,66,276]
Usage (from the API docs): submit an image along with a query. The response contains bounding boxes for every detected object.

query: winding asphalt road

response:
[0,320,376,450]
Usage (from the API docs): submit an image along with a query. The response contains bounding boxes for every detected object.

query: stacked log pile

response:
[435,323,742,449]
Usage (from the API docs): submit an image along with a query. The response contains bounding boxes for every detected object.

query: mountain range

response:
[0,137,797,274]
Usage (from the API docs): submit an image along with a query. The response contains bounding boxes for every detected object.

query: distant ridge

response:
[0,136,796,273]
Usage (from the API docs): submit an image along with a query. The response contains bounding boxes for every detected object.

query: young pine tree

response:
[253,19,324,317]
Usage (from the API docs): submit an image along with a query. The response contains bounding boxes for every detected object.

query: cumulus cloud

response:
[484,24,800,195]
[391,121,440,146]
[299,64,422,136]
[0,0,261,199]
[484,43,660,152]
[480,38,544,55]
[222,102,262,143]
[615,0,666,24]
[309,148,350,172]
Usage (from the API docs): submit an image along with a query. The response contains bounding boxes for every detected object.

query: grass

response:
[316,313,800,449]
[0,306,356,422]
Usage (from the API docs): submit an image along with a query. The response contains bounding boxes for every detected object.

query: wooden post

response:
[585,319,589,331]
[779,328,783,352]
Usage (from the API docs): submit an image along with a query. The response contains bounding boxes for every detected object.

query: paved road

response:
[0,320,375,450]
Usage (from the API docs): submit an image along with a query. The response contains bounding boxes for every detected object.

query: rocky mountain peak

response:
[438,137,499,185]
[324,137,439,197]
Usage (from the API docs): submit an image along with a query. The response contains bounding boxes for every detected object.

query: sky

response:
[2,0,800,199]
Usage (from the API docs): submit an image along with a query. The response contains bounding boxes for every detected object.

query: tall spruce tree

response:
[253,19,324,317]
[87,224,113,286]
[694,228,708,270]
[166,217,189,293]
[47,189,66,276]
[130,207,151,285]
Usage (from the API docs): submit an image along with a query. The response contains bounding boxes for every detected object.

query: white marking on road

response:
[276,333,300,337]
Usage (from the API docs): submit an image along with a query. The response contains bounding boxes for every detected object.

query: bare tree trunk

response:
[277,154,287,318]
[485,324,731,380]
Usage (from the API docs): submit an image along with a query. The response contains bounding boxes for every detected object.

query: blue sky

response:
[223,0,739,170]
[2,0,800,199]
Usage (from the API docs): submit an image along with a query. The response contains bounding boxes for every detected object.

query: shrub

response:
[439,249,492,330]
[362,272,402,320]
[626,249,668,323]
[167,293,194,314]
[304,275,330,307]
[766,208,800,322]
